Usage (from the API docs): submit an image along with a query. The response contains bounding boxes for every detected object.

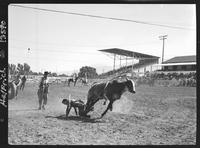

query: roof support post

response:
[131,53,134,78]
[113,54,116,72]
[126,56,127,71]
[120,56,121,68]
[126,56,127,67]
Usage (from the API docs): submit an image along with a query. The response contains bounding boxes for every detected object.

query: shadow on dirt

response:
[45,115,105,123]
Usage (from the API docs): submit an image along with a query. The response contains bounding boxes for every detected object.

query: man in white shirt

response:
[37,71,49,110]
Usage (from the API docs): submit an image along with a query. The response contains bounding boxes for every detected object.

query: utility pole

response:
[159,35,168,63]
[131,53,134,78]
[126,56,127,67]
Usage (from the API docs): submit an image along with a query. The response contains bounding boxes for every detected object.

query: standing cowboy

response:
[37,71,49,110]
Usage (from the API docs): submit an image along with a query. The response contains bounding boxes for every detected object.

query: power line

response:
[9,46,98,55]
[9,52,94,63]
[9,38,160,48]
[10,4,195,30]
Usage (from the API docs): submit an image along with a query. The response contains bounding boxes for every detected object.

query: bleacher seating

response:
[99,59,157,78]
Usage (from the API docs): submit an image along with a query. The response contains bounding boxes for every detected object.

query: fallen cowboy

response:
[62,98,89,118]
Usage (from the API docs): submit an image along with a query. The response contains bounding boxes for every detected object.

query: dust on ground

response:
[8,83,196,145]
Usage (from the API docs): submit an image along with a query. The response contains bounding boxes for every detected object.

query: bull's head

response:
[125,77,136,94]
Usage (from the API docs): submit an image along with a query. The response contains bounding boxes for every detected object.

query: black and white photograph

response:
[6,3,197,145]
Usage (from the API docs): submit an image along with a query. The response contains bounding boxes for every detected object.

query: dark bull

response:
[83,77,136,118]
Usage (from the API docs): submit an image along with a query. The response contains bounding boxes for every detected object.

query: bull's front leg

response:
[101,101,113,118]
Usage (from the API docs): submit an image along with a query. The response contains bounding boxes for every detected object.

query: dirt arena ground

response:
[8,81,196,145]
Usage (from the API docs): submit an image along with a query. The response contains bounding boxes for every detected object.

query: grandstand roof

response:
[99,48,159,59]
[163,55,196,64]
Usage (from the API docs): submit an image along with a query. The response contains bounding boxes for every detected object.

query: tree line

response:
[9,63,98,78]
[9,63,31,75]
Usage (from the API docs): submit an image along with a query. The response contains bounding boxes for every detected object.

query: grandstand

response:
[98,48,160,78]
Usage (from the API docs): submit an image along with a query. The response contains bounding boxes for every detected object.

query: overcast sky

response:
[8,4,196,74]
